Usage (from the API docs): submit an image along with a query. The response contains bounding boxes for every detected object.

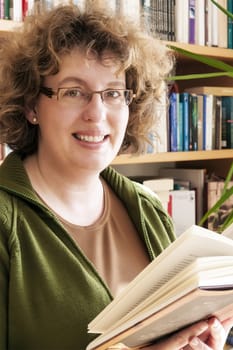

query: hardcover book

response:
[86,224,233,350]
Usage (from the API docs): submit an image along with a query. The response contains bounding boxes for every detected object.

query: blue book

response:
[180,93,190,151]
[169,92,178,152]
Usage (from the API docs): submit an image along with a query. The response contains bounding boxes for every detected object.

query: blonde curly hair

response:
[0,3,174,156]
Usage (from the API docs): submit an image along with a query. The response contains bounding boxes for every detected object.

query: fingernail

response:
[189,337,199,346]
[212,318,219,328]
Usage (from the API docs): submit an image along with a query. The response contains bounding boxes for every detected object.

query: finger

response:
[142,321,209,350]
[188,317,226,350]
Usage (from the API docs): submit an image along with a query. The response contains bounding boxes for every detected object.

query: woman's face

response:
[31,48,130,174]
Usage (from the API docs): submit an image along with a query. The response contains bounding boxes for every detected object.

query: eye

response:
[62,88,83,98]
[105,90,122,99]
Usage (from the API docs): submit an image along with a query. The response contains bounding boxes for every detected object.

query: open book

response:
[86,224,233,350]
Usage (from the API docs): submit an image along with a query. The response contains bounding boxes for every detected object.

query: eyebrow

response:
[57,77,126,89]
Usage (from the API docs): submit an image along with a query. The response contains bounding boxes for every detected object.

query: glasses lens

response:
[58,88,89,106]
[103,90,133,106]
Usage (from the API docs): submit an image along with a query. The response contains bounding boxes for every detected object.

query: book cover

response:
[87,224,233,350]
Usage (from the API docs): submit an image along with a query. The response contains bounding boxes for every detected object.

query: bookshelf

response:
[0,19,232,178]
[112,41,233,178]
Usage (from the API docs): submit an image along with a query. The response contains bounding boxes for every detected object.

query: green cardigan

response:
[0,152,175,350]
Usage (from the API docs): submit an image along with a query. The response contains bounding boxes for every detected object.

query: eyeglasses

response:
[40,86,135,107]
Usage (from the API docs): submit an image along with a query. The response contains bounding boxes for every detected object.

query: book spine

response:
[175,0,189,43]
[177,98,184,151]
[211,0,218,46]
[189,0,195,44]
[222,96,228,148]
[190,94,198,151]
[195,0,205,45]
[203,94,207,149]
[214,96,222,150]
[226,97,233,148]
[221,96,233,149]
[169,92,178,152]
[180,92,190,151]
[22,0,28,19]
[218,0,228,48]
[13,0,23,21]
[197,94,204,150]
[227,0,233,48]
[4,0,10,19]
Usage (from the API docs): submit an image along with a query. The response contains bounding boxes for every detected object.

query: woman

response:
[0,3,232,350]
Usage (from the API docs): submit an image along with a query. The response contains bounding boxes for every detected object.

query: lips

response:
[73,134,106,143]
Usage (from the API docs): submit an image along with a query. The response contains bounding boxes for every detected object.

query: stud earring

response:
[32,116,38,124]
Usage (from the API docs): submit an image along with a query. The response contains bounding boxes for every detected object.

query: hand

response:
[141,317,233,350]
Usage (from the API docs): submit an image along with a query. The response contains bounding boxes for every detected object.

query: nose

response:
[82,93,107,122]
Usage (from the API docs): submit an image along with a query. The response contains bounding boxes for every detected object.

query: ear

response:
[25,107,38,125]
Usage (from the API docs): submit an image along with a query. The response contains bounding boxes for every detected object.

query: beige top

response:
[59,179,150,296]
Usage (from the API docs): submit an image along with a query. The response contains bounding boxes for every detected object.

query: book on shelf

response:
[222,96,233,149]
[189,93,198,151]
[169,92,178,152]
[195,0,206,45]
[179,92,189,151]
[169,190,196,236]
[218,0,228,48]
[158,167,206,223]
[227,0,233,49]
[174,0,189,43]
[86,224,233,350]
[188,0,195,44]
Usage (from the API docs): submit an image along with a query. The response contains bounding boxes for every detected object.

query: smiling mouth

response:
[73,134,107,143]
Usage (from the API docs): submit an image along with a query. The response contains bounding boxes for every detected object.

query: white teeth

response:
[78,135,105,142]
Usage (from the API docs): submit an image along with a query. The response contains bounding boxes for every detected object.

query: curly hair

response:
[0,3,174,156]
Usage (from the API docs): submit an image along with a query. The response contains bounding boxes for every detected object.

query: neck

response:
[23,153,105,226]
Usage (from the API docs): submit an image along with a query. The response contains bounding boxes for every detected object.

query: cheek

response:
[115,110,129,131]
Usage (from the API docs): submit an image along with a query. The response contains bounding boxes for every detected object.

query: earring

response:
[32,116,38,124]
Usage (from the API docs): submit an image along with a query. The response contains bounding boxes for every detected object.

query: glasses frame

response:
[40,86,136,107]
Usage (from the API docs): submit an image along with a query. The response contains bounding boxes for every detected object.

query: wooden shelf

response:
[165,41,233,62]
[0,19,21,33]
[112,150,233,165]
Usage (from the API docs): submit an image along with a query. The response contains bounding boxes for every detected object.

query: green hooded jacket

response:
[0,152,175,350]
